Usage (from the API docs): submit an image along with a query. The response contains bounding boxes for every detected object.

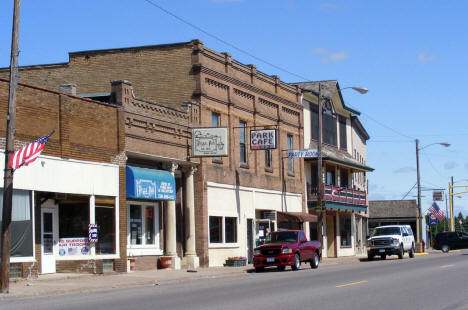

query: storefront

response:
[125,165,176,270]
[1,153,120,275]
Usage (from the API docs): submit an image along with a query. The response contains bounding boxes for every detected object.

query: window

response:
[340,169,348,188]
[265,149,272,168]
[340,215,352,247]
[239,121,247,164]
[225,217,237,243]
[59,203,89,239]
[310,108,319,141]
[212,112,222,162]
[0,189,33,257]
[339,118,347,150]
[323,113,337,146]
[209,216,222,243]
[128,203,159,247]
[326,169,335,186]
[95,197,116,254]
[287,134,294,173]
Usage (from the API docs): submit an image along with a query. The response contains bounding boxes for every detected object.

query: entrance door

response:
[247,219,253,263]
[326,215,336,258]
[41,208,56,274]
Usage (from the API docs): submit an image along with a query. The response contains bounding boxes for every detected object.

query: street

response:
[2,251,468,310]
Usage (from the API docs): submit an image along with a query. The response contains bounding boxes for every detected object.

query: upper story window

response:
[339,118,347,150]
[239,120,247,164]
[287,134,294,173]
[265,149,272,169]
[212,112,221,162]
[310,108,319,141]
[323,113,337,146]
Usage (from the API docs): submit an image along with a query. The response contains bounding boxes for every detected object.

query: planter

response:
[224,259,247,267]
[128,258,136,271]
[159,256,172,269]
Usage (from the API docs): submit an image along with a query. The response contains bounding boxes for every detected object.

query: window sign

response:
[192,128,228,157]
[250,129,277,150]
[58,238,90,256]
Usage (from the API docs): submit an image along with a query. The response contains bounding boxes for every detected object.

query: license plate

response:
[379,249,385,253]
[266,257,275,263]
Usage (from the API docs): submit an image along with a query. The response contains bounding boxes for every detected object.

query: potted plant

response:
[225,256,247,267]
[128,256,136,271]
[159,254,172,269]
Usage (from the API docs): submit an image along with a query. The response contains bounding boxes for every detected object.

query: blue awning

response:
[126,166,176,201]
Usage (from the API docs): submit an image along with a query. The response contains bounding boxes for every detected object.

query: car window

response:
[299,231,306,241]
[462,232,468,238]
[265,231,298,243]
[372,227,401,236]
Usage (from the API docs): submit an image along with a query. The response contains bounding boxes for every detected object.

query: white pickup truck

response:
[366,225,415,260]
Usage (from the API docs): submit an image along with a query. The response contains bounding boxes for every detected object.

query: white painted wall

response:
[207,182,302,266]
[1,153,119,196]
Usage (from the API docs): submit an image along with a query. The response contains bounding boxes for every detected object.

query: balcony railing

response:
[307,184,367,206]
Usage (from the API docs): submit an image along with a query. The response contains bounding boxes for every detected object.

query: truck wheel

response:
[255,267,264,273]
[409,244,415,258]
[398,244,404,259]
[310,252,319,269]
[367,253,374,261]
[381,254,386,260]
[441,244,450,253]
[277,266,285,271]
[292,254,300,270]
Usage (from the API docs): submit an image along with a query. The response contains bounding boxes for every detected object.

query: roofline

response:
[351,115,370,140]
[70,40,194,56]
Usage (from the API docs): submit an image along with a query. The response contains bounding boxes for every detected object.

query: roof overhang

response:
[277,211,318,223]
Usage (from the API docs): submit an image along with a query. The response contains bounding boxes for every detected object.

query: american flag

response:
[428,202,445,221]
[9,131,54,170]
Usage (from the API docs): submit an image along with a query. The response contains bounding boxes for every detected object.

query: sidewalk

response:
[0,250,441,300]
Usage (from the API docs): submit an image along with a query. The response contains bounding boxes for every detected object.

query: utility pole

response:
[317,83,323,210]
[449,176,454,232]
[415,139,422,251]
[1,0,21,293]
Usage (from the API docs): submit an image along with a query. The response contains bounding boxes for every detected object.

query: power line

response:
[401,182,417,200]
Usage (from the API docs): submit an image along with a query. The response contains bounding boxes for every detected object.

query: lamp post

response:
[415,140,450,252]
[448,178,468,232]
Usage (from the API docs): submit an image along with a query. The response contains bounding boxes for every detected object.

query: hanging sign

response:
[250,129,277,150]
[433,191,443,201]
[192,128,229,157]
[287,149,318,158]
[89,224,98,243]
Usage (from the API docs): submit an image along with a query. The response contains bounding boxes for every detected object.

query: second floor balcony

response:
[307,184,367,206]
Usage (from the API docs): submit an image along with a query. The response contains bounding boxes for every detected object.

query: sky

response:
[1,0,467,217]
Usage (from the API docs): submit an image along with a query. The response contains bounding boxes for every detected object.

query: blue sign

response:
[126,166,176,201]
[429,214,438,225]
[287,149,318,159]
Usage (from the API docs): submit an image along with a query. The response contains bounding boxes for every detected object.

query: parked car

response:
[366,225,415,260]
[433,231,468,253]
[252,230,321,272]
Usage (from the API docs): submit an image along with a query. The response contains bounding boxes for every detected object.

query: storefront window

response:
[130,205,142,245]
[209,216,222,243]
[225,217,237,243]
[340,214,352,247]
[0,189,33,257]
[59,199,90,256]
[95,197,116,254]
[128,202,159,247]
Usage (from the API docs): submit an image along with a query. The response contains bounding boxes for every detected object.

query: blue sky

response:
[1,0,467,216]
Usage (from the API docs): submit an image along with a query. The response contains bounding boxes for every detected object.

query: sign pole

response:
[1,0,21,293]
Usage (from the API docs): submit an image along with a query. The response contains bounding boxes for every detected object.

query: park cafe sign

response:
[250,129,277,150]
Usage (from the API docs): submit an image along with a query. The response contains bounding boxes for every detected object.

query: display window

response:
[127,201,160,254]
[340,214,352,247]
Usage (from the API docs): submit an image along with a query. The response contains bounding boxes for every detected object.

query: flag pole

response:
[1,0,21,294]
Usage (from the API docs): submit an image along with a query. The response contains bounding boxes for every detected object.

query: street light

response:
[415,140,450,251]
[449,178,468,232]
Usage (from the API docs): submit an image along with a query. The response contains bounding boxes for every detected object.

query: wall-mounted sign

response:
[287,149,318,159]
[192,127,228,157]
[89,224,98,243]
[250,129,277,150]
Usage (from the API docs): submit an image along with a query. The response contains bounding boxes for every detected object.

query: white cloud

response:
[311,47,349,64]
[417,51,437,63]
[444,161,458,170]
[394,167,416,173]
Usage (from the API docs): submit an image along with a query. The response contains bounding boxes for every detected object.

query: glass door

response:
[41,208,56,274]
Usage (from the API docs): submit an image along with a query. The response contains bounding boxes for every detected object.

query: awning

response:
[277,211,318,223]
[126,166,176,200]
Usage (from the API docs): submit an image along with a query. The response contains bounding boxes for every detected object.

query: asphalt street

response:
[2,251,468,310]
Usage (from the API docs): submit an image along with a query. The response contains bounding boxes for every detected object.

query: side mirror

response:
[300,238,307,243]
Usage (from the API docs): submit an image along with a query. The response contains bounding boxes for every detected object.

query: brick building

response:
[0,39,307,269]
[0,78,125,278]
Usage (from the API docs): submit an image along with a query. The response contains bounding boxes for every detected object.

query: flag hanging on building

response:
[9,131,54,170]
[428,202,445,221]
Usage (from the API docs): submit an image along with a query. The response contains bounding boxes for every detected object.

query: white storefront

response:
[0,152,119,274]
[207,181,302,266]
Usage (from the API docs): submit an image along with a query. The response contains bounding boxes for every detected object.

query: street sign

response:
[429,214,438,225]
[433,191,443,201]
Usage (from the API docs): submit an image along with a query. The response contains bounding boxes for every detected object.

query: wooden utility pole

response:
[1,0,21,293]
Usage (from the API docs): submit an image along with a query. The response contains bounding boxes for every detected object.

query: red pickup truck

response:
[253,230,322,272]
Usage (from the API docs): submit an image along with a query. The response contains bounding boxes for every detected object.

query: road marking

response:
[336,280,368,288]
[440,264,454,268]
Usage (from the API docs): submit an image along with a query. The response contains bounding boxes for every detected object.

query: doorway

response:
[41,207,56,274]
[247,219,253,263]
[326,215,336,258]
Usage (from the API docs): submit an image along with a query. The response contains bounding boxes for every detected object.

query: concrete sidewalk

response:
[0,250,442,300]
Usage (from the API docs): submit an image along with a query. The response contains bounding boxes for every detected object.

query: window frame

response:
[239,120,247,165]
[126,201,161,255]
[287,134,294,174]
[209,215,239,246]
